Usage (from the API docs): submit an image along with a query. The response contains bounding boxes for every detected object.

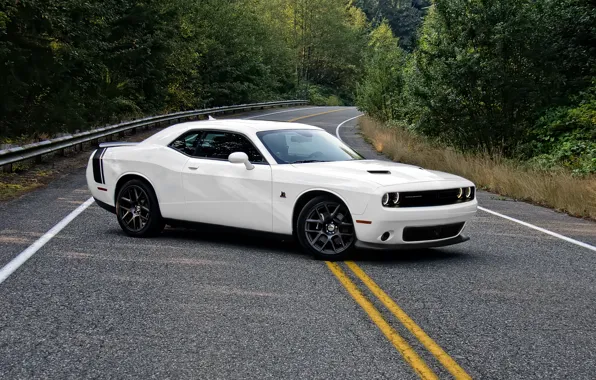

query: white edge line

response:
[336,114,363,141]
[245,106,323,119]
[478,206,596,252]
[0,197,95,285]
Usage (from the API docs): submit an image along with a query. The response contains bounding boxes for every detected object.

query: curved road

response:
[1,107,595,379]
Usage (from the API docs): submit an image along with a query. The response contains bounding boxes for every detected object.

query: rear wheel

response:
[296,195,356,260]
[116,179,164,237]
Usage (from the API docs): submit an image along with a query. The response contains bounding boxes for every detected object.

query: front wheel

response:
[116,179,164,237]
[296,196,356,260]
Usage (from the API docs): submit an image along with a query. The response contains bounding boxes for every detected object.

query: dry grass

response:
[359,116,596,220]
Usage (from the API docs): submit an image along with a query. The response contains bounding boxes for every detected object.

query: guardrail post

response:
[35,155,43,164]
[2,163,12,173]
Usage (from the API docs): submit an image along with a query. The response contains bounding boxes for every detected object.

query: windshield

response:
[257,129,364,164]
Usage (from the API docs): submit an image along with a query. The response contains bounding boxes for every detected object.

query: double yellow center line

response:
[326,261,472,380]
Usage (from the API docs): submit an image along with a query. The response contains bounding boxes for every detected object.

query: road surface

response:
[1,107,595,379]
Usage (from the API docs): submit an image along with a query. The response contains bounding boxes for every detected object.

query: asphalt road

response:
[1,106,595,379]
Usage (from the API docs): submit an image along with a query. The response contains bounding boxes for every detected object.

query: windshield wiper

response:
[292,160,328,164]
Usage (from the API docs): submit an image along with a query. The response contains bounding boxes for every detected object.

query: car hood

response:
[290,160,467,186]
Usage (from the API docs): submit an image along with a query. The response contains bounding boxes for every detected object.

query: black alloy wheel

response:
[116,179,164,237]
[297,195,356,260]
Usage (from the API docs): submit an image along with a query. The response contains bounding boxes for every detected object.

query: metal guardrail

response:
[0,100,308,172]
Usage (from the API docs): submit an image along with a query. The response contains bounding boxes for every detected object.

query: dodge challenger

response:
[87,119,477,260]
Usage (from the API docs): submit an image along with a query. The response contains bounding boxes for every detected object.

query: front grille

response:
[398,188,474,207]
[403,222,465,242]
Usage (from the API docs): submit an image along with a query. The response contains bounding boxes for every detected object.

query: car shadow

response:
[160,226,308,257]
[106,225,474,264]
[349,247,471,264]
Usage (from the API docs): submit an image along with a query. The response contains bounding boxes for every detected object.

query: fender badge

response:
[280,192,286,198]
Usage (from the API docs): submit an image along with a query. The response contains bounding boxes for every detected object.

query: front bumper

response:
[353,199,477,248]
[355,234,469,250]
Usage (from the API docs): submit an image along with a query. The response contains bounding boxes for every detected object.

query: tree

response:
[355,0,425,51]
[283,0,368,103]
[0,0,372,139]
[408,0,572,154]
[357,22,407,120]
[0,0,184,138]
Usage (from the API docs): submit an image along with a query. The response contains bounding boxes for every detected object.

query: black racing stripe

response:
[92,148,106,184]
[99,148,106,184]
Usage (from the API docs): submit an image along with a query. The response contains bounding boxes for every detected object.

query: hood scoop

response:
[368,170,391,174]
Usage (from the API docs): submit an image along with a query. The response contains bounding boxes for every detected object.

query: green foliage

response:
[410,0,564,154]
[0,11,8,30]
[356,22,407,121]
[307,85,344,106]
[355,0,428,51]
[0,0,367,139]
[357,0,596,174]
[526,83,596,174]
[412,0,596,157]
[287,0,368,104]
[0,0,189,137]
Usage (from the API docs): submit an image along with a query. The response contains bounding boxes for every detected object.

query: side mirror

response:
[228,152,254,170]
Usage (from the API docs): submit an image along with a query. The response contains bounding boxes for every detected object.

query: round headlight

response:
[382,193,390,206]
[456,188,463,199]
[392,192,400,205]
[465,187,472,198]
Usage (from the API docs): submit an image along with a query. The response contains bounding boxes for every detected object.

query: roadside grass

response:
[0,181,42,201]
[359,117,596,220]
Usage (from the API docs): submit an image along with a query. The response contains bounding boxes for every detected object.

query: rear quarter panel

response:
[88,145,189,219]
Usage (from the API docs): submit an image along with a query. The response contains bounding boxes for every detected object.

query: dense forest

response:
[357,0,596,174]
[1,0,595,173]
[0,0,369,140]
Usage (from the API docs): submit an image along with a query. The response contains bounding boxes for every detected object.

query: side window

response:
[169,132,202,156]
[195,131,265,163]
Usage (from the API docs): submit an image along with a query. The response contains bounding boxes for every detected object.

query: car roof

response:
[144,119,322,145]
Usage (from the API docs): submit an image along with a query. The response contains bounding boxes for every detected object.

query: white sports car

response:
[87,119,477,260]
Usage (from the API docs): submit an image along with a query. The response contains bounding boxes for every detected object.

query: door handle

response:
[188,166,199,170]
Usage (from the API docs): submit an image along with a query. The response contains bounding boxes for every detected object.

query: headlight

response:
[456,188,463,199]
[382,192,400,207]
[382,193,390,206]
[465,187,473,199]
[392,192,400,205]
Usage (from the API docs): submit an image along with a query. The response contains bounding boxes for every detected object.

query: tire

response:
[115,179,164,237]
[296,195,356,260]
